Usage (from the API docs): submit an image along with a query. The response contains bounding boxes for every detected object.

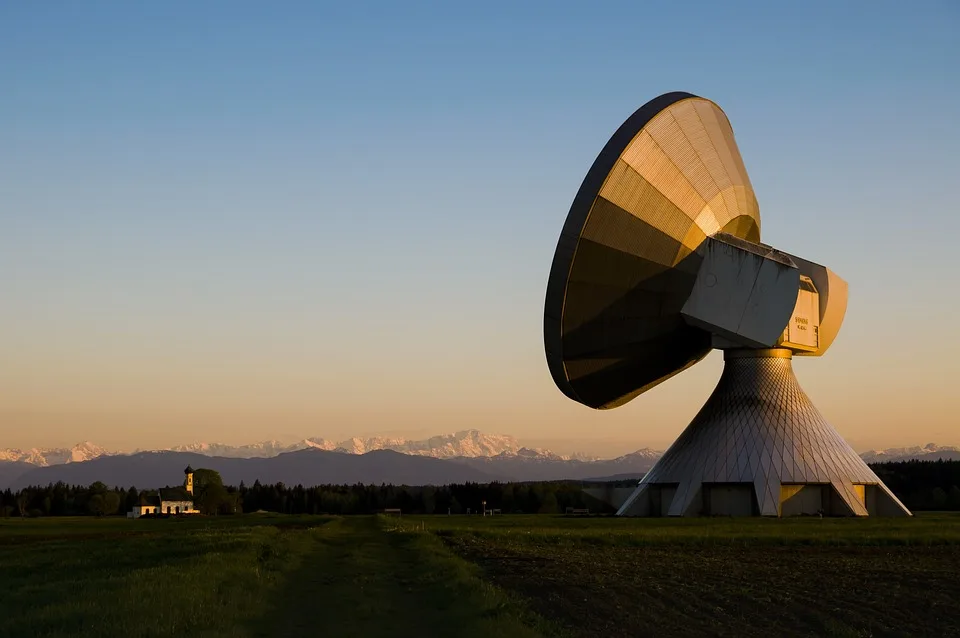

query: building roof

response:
[138,487,194,507]
[139,494,160,507]
[184,465,194,474]
[160,487,193,502]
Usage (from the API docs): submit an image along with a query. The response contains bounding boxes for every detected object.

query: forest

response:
[871,459,960,511]
[2,460,958,517]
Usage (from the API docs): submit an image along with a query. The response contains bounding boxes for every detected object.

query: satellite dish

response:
[545,92,910,518]
[545,92,762,410]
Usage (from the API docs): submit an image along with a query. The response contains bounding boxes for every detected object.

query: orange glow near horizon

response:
[4,324,958,456]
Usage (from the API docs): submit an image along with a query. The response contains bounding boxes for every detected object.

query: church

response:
[128,466,200,518]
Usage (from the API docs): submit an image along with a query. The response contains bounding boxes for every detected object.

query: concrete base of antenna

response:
[616,348,911,517]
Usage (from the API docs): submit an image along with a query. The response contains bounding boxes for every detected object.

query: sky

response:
[2,1,958,457]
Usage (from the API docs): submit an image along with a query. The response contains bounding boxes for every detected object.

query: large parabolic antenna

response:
[544,92,909,517]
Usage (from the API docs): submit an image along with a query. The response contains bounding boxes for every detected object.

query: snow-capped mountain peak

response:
[301,438,337,451]
[0,442,115,467]
[165,440,294,458]
[68,441,110,463]
[4,435,957,470]
[859,443,960,463]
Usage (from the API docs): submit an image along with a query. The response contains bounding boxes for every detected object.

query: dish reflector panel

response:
[544,92,761,409]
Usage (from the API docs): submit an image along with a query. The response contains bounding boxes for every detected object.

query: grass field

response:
[395,512,960,637]
[2,513,959,637]
[0,514,545,638]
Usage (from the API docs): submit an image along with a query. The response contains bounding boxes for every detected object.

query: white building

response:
[128,466,200,518]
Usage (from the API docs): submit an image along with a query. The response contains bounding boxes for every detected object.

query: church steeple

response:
[184,466,194,495]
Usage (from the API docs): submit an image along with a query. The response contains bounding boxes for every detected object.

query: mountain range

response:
[1,431,956,490]
[0,431,658,489]
[2,447,661,491]
[0,430,549,467]
[859,443,960,463]
[452,448,662,482]
[5,449,502,491]
[0,441,112,466]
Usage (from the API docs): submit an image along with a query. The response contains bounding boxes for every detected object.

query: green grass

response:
[0,515,335,637]
[399,512,960,637]
[3,513,960,637]
[250,516,554,638]
[392,510,960,546]
[0,513,323,541]
[0,515,554,638]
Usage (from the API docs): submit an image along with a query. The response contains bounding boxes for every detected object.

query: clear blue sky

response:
[2,1,958,455]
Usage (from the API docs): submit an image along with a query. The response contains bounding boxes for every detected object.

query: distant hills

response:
[452,448,661,482]
[2,447,660,490]
[5,449,500,491]
[0,430,537,467]
[0,461,34,490]
[859,443,960,463]
[1,431,957,490]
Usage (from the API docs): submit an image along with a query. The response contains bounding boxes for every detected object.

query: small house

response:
[128,466,200,518]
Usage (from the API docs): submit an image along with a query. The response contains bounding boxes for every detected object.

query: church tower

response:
[184,466,194,495]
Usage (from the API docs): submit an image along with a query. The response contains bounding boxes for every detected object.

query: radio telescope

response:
[544,92,909,517]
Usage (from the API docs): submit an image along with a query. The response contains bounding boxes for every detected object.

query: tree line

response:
[0,479,243,518]
[237,479,597,515]
[871,459,960,511]
[0,476,604,517]
[2,460,958,517]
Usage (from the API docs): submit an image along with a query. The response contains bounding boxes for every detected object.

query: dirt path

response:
[248,517,544,638]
